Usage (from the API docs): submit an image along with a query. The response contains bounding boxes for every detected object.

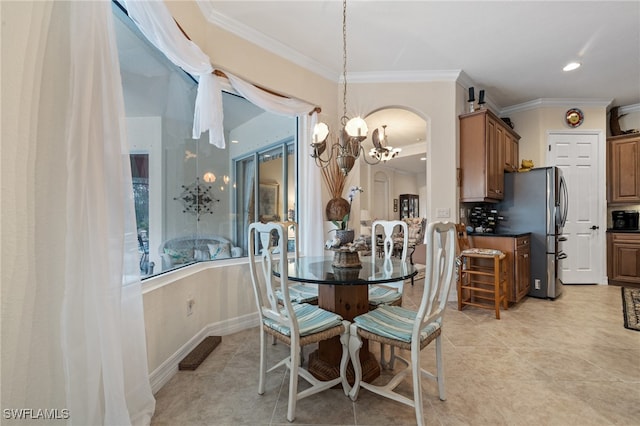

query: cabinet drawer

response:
[516,236,529,248]
[610,233,640,244]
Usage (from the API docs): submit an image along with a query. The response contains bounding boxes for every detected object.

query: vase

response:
[331,251,362,269]
[335,229,355,246]
[325,197,350,222]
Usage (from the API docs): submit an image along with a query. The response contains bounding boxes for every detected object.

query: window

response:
[234,141,297,255]
[113,2,297,277]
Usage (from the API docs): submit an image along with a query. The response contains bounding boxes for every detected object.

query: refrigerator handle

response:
[559,175,569,228]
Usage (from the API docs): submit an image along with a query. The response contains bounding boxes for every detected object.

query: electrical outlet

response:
[534,279,541,290]
[187,298,195,316]
[436,208,450,218]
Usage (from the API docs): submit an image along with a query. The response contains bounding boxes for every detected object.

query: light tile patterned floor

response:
[151,283,640,425]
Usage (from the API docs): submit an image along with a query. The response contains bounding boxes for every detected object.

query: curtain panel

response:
[123,0,316,144]
[124,0,323,255]
[63,1,155,424]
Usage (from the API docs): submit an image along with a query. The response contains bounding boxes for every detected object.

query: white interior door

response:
[373,172,389,220]
[548,131,604,284]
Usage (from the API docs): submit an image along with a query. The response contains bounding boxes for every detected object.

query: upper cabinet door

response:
[608,134,640,204]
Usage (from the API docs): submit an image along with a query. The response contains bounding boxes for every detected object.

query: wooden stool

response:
[456,224,508,319]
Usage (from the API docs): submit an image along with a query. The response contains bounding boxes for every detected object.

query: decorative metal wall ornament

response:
[174,177,220,220]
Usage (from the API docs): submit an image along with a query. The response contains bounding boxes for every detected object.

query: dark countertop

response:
[469,232,532,238]
[607,228,640,233]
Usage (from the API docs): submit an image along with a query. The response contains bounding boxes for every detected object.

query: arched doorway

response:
[360,107,428,220]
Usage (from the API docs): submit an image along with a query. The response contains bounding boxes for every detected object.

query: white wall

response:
[347,81,459,225]
[506,104,608,168]
[142,260,257,390]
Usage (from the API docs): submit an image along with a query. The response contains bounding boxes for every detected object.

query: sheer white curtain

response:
[124,0,223,147]
[299,114,326,257]
[62,2,155,424]
[1,1,154,425]
[125,0,324,254]
[126,0,318,144]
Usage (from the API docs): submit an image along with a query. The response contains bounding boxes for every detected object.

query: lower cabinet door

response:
[608,233,640,284]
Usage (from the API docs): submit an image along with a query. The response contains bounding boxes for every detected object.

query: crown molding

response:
[345,70,462,84]
[620,103,640,114]
[198,5,337,81]
[500,98,614,115]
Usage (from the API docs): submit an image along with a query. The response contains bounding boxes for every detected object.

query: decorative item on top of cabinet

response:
[608,133,640,204]
[460,109,521,203]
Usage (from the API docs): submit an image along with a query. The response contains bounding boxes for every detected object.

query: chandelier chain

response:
[342,0,348,120]
[310,0,398,176]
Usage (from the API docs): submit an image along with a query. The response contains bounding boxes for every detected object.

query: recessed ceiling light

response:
[420,157,426,161]
[563,62,581,72]
[231,140,239,144]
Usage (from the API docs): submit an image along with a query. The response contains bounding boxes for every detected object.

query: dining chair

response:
[274,221,319,305]
[248,221,350,422]
[368,220,408,308]
[456,223,508,319]
[345,222,458,426]
[367,220,410,368]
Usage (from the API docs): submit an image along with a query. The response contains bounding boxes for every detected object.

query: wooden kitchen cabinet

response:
[470,234,531,303]
[514,236,531,301]
[608,133,640,204]
[504,132,519,172]
[607,232,640,287]
[460,109,520,202]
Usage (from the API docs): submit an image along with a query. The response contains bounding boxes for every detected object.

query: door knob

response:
[590,225,599,230]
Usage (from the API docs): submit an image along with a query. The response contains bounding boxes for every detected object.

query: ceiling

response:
[196,0,640,174]
[198,1,640,109]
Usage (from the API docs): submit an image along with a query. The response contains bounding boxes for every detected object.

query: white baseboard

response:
[148,313,259,394]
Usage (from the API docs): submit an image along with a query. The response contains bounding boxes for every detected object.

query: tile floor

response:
[151,283,640,425]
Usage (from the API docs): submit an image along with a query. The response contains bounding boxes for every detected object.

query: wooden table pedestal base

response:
[308,348,380,385]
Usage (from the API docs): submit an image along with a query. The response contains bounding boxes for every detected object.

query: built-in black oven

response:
[612,210,639,230]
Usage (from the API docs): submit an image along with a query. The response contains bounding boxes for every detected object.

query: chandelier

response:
[310,0,398,176]
[368,125,401,162]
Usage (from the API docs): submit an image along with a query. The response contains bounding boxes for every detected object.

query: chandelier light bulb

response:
[313,122,329,143]
[203,172,216,183]
[344,117,368,137]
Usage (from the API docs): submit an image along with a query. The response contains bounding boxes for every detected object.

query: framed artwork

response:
[259,183,279,221]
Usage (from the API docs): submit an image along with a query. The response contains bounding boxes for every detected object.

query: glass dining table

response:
[273,255,417,383]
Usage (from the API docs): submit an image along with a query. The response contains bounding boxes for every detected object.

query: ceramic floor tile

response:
[150,283,639,425]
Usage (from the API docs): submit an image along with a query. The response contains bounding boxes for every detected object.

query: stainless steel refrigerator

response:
[497,167,568,299]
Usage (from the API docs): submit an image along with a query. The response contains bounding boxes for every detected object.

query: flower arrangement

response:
[331,186,363,230]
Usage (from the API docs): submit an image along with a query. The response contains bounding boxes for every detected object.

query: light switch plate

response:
[436,208,450,218]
